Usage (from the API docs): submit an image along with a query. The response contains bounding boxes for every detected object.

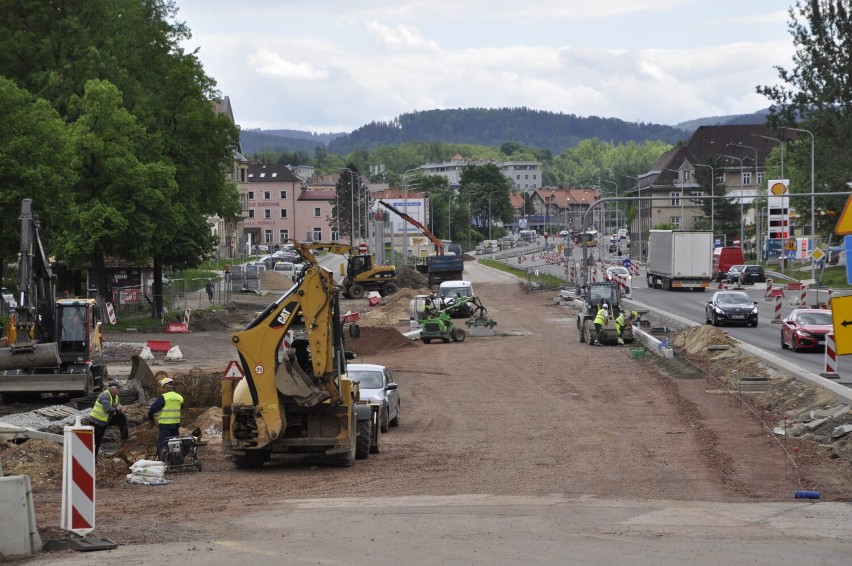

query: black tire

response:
[382,282,399,296]
[83,368,95,396]
[578,318,586,343]
[380,405,389,433]
[232,450,269,469]
[348,284,365,299]
[711,312,719,326]
[451,327,466,342]
[422,337,432,344]
[781,333,788,349]
[705,310,711,324]
[196,461,202,472]
[751,317,758,328]
[647,274,654,287]
[356,419,371,460]
[442,337,450,343]
[389,402,400,427]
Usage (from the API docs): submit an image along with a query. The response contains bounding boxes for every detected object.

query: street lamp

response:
[779,126,815,280]
[692,163,715,237]
[623,174,640,258]
[602,179,617,233]
[720,155,745,250]
[665,168,685,228]
[727,142,759,258]
[401,168,420,263]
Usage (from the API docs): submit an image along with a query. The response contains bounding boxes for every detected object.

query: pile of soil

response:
[395,265,429,289]
[346,326,418,357]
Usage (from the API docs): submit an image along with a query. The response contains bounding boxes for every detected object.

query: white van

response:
[437,280,474,318]
[274,262,296,276]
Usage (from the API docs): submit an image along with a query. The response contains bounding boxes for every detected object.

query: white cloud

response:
[365,20,440,52]
[248,49,329,81]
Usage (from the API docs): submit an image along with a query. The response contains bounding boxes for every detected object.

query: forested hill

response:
[239,107,688,155]
[327,108,686,154]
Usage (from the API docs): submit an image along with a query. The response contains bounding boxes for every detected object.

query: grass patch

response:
[479,259,564,288]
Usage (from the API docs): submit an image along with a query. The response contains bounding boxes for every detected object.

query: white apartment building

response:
[419,154,541,191]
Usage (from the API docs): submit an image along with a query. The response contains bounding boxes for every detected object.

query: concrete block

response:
[806,418,828,431]
[0,475,43,558]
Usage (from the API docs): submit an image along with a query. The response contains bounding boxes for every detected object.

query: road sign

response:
[224,360,244,381]
[831,296,852,355]
[846,235,852,285]
[811,247,825,262]
[814,235,823,246]
[358,242,368,254]
[836,194,852,235]
[622,258,632,269]
[786,250,797,259]
[785,238,797,251]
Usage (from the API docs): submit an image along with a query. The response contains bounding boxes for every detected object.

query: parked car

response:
[347,363,400,433]
[780,309,833,351]
[604,266,631,281]
[705,290,758,327]
[273,261,296,279]
[725,264,745,283]
[739,265,766,284]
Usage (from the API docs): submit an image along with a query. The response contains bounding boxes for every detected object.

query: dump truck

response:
[645,230,713,291]
[0,200,108,400]
[378,200,464,288]
[221,241,382,468]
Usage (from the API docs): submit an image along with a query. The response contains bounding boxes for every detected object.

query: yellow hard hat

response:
[158,377,174,388]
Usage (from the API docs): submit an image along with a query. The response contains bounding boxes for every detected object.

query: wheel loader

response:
[219,241,382,468]
[296,242,398,299]
[576,282,639,346]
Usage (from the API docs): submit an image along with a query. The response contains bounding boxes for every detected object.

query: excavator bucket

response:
[0,342,61,371]
[128,354,159,402]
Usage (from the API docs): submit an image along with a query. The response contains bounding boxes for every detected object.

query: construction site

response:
[2,259,852,563]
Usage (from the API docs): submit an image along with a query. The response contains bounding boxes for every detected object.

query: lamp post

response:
[468,193,472,250]
[665,169,685,228]
[401,168,419,264]
[779,126,815,280]
[727,142,759,258]
[721,155,745,251]
[623,174,640,258]
[692,163,715,237]
[602,179,617,233]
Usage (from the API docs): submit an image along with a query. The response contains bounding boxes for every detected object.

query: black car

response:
[705,291,758,327]
[725,264,745,283]
[739,265,766,284]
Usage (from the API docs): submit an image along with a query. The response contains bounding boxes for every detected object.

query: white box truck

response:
[646,230,713,291]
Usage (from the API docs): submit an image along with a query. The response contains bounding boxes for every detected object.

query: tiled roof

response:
[247,163,303,183]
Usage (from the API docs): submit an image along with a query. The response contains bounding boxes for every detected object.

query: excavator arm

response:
[379,200,444,255]
[227,241,349,445]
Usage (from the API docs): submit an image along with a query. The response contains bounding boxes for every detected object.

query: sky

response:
[173,0,797,133]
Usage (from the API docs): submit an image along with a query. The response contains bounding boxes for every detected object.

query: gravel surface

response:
[5,261,852,560]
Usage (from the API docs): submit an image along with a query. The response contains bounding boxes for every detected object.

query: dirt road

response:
[12,261,852,563]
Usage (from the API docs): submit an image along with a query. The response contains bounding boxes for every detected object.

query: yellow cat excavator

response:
[221,241,382,468]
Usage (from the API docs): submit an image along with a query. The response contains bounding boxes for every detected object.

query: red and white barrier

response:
[772,293,782,323]
[612,274,630,297]
[105,302,116,325]
[764,278,772,299]
[61,418,95,536]
[821,333,839,378]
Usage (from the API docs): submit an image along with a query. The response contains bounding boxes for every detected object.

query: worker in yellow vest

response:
[147,376,185,459]
[90,381,128,457]
[592,302,609,346]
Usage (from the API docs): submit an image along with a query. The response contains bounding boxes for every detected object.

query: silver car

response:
[347,363,400,433]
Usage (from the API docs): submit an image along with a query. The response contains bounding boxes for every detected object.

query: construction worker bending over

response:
[148,376,185,459]
[614,310,640,345]
[90,381,129,457]
[592,302,609,346]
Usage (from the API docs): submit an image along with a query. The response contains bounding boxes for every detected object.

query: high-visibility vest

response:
[156,390,184,426]
[90,390,118,424]
[594,308,608,326]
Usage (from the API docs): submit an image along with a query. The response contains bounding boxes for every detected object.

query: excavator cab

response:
[56,300,99,359]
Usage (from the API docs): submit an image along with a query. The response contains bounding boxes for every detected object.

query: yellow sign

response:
[811,247,825,262]
[835,194,852,235]
[785,238,797,251]
[831,296,852,355]
[769,181,788,196]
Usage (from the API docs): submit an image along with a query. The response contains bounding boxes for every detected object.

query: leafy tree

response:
[757,0,852,235]
[0,77,76,284]
[459,165,513,236]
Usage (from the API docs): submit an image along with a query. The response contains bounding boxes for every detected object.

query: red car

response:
[780,309,833,351]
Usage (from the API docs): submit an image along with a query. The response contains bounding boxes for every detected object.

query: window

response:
[757,172,764,185]
[264,209,271,219]
[264,191,271,199]
[742,172,752,185]
[331,228,339,241]
[690,191,704,205]
[524,174,529,180]
[314,207,321,217]
[248,210,255,219]
[280,209,288,219]
[264,230,273,243]
[247,191,255,200]
[240,168,247,183]
[669,192,681,207]
[279,229,289,242]
[671,216,681,228]
[279,190,287,199]
[312,227,322,241]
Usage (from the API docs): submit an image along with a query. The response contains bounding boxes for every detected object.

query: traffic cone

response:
[717,280,724,289]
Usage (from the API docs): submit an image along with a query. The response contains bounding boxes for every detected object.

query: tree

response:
[0,77,76,285]
[459,165,514,235]
[757,0,852,235]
